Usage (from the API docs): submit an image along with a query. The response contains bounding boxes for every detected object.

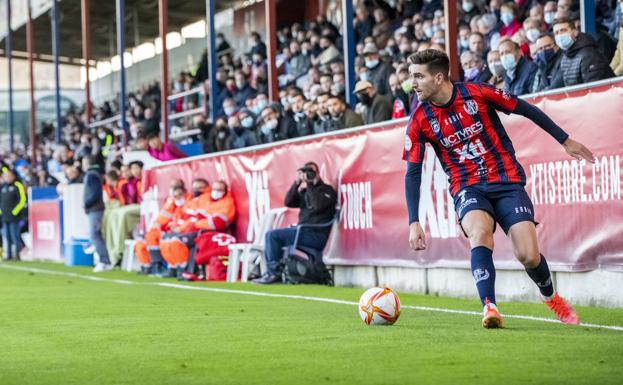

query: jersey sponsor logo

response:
[473,268,490,283]
[453,138,487,163]
[463,100,479,115]
[405,135,412,151]
[440,121,484,148]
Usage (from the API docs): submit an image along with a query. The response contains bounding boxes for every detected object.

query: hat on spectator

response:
[354,80,373,93]
[363,43,379,55]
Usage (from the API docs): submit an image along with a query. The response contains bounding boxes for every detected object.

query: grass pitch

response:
[1,261,622,385]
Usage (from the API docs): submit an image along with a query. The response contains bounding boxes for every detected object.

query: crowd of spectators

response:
[2,0,623,261]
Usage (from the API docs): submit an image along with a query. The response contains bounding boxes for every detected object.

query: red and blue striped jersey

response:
[402,82,526,196]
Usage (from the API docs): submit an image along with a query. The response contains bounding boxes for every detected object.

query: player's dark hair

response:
[408,49,450,80]
[553,17,576,29]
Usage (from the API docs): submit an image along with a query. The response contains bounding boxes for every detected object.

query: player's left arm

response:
[477,83,595,163]
[512,99,595,163]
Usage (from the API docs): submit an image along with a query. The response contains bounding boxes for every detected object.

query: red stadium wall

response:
[143,80,623,272]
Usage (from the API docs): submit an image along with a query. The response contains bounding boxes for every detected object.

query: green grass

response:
[1,261,622,385]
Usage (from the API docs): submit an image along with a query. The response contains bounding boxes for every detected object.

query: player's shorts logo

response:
[463,100,479,115]
[430,118,441,133]
[405,135,412,151]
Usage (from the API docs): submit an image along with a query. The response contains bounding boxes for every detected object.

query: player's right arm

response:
[403,114,427,251]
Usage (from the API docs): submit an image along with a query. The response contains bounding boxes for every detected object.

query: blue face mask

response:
[500,12,514,26]
[241,116,254,128]
[360,72,370,82]
[500,54,517,71]
[536,48,557,68]
[365,59,379,69]
[555,33,575,51]
[464,67,480,81]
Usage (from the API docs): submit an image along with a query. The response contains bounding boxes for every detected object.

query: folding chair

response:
[227,207,288,282]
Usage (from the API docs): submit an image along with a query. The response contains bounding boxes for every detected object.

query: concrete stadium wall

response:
[333,265,623,308]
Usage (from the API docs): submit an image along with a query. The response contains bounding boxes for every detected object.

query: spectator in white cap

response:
[354,80,392,125]
[362,42,393,96]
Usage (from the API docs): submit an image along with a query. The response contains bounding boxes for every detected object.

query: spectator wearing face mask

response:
[361,43,393,96]
[553,18,615,87]
[222,97,238,119]
[543,1,557,27]
[207,117,231,153]
[498,38,537,96]
[461,50,493,83]
[258,104,298,144]
[354,80,392,125]
[389,73,411,119]
[287,41,312,80]
[460,0,483,24]
[249,32,267,58]
[531,33,564,93]
[230,110,259,150]
[499,2,521,38]
[487,50,506,88]
[326,95,363,131]
[524,18,545,46]
[458,25,472,54]
[233,71,257,108]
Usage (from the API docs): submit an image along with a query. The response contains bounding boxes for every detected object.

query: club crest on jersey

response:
[430,118,441,133]
[405,135,412,151]
[463,100,479,115]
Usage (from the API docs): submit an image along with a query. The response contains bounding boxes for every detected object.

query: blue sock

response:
[525,254,554,298]
[471,246,496,306]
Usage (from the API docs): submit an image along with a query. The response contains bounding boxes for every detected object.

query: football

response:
[358,287,401,325]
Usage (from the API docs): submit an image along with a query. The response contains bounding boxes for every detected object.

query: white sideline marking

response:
[2,264,623,332]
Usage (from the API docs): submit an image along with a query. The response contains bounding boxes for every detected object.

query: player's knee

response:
[467,227,493,248]
[513,246,540,267]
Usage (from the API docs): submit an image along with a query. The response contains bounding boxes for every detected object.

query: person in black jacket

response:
[82,155,112,272]
[254,162,337,284]
[553,18,615,86]
[1,169,27,260]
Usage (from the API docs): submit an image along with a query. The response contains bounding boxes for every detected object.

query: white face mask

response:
[174,198,185,207]
[211,190,225,201]
[526,28,541,43]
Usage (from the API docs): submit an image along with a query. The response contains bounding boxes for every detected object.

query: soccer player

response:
[403,49,595,328]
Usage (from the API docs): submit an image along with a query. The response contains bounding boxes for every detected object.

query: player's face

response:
[409,63,441,101]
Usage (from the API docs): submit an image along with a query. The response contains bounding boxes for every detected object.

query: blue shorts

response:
[453,183,537,234]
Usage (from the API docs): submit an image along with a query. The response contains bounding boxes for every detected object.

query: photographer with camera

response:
[253,162,337,284]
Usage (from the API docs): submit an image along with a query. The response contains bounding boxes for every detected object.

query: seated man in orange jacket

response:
[160,180,236,279]
[134,179,190,274]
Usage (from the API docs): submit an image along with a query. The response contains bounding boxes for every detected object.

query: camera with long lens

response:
[299,167,317,181]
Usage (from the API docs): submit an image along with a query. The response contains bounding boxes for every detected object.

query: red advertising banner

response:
[143,80,623,272]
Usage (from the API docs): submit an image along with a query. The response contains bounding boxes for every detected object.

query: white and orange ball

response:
[358,287,401,325]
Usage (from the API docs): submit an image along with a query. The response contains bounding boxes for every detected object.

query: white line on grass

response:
[2,264,622,332]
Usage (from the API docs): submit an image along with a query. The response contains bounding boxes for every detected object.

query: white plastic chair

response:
[121,239,139,272]
[227,207,288,282]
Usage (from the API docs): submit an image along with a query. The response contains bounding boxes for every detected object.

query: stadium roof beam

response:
[0,0,239,63]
